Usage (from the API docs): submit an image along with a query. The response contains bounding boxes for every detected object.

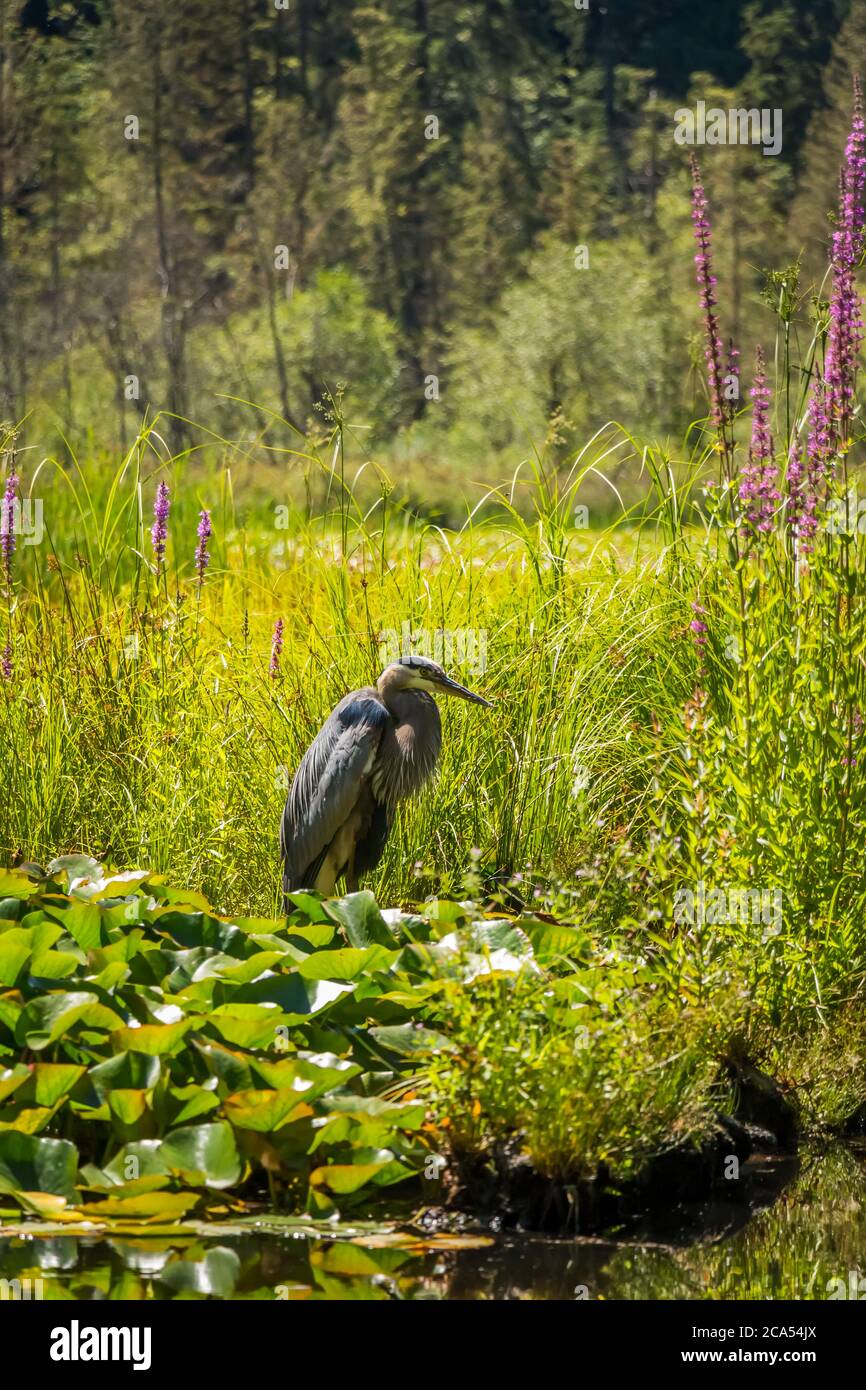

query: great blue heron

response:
[280,654,492,902]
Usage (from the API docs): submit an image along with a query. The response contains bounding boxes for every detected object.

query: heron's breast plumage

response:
[371,691,442,807]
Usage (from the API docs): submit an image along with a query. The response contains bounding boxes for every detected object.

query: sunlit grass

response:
[0,419,692,918]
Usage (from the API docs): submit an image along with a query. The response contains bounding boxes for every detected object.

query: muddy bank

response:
[425,1061,801,1236]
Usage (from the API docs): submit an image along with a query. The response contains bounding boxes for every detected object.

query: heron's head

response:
[377,655,492,706]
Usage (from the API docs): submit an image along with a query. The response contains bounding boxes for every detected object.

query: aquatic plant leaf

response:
[285,892,333,925]
[223,1088,311,1133]
[166,1085,221,1126]
[89,1052,161,1099]
[109,1019,196,1055]
[324,892,399,949]
[0,1132,79,1199]
[204,1006,286,1050]
[103,1140,170,1184]
[423,900,470,928]
[158,1246,240,1296]
[286,920,337,949]
[521,920,589,963]
[156,911,247,956]
[368,1024,454,1057]
[309,1155,413,1194]
[0,873,38,900]
[0,1065,29,1104]
[29,950,82,981]
[159,1122,242,1189]
[249,1053,362,1095]
[29,1064,87,1107]
[236,973,355,1017]
[84,1191,199,1219]
[193,1040,255,1093]
[56,901,104,951]
[309,1161,393,1194]
[108,1089,152,1127]
[0,935,32,986]
[313,1242,413,1276]
[45,855,102,889]
[14,992,124,1050]
[191,951,288,984]
[297,946,398,981]
[0,1104,63,1134]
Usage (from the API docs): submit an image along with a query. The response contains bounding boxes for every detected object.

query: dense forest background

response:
[1,0,864,505]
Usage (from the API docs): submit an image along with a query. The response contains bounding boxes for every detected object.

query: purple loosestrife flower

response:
[847,708,864,767]
[151,481,170,570]
[690,602,708,668]
[786,442,809,545]
[689,157,726,437]
[195,509,211,587]
[725,339,740,417]
[788,376,831,554]
[748,348,773,461]
[1,471,19,582]
[1,643,11,681]
[825,76,866,455]
[269,617,284,678]
[738,346,779,539]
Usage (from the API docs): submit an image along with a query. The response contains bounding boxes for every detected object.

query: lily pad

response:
[324,893,399,949]
[160,1122,242,1189]
[0,1132,79,1201]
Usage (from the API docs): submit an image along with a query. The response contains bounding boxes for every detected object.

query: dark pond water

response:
[2,1146,865,1300]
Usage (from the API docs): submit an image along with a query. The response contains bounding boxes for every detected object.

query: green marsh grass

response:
[0,418,694,919]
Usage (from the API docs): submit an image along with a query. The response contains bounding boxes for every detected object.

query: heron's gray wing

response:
[281,693,389,889]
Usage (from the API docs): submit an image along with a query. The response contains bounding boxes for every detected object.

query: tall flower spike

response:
[824,74,866,456]
[689,156,726,436]
[788,375,830,554]
[1,471,19,583]
[151,481,170,570]
[690,601,708,670]
[269,618,284,678]
[195,509,211,587]
[786,441,813,552]
[725,339,740,424]
[739,346,779,539]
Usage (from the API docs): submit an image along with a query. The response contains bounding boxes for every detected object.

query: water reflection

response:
[1,1146,863,1300]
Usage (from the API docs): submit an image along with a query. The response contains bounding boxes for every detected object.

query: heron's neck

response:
[383,688,435,724]
[376,666,413,707]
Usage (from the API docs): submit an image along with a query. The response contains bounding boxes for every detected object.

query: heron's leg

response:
[346,851,359,895]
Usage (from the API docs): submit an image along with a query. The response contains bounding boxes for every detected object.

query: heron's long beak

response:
[437,675,493,706]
